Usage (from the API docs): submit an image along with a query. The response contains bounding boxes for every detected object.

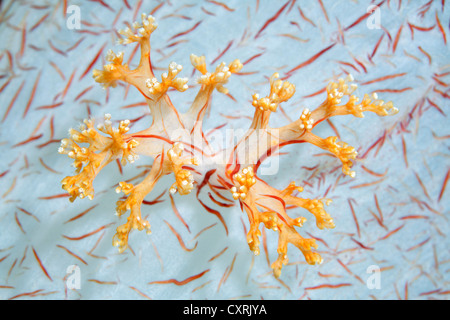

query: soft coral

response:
[60,13,397,277]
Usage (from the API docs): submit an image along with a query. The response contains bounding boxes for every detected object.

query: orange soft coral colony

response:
[59,14,398,277]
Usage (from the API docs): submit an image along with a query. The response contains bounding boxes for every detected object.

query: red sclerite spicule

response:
[0,1,448,300]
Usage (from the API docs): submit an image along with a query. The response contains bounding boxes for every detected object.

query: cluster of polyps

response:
[60,14,398,277]
[230,166,256,201]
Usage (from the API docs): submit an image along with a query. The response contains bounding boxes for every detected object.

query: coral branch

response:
[59,114,139,201]
[310,75,398,123]
[302,132,358,177]
[113,155,163,253]
[250,73,295,130]
[166,142,198,195]
[184,55,243,131]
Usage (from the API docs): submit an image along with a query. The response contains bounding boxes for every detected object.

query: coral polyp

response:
[59,14,397,278]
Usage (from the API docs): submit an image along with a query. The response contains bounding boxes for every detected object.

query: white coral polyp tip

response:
[138,28,146,36]
[169,187,177,194]
[346,74,354,82]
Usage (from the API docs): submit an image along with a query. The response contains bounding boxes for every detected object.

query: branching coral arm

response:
[183,55,243,131]
[113,141,199,252]
[229,167,323,278]
[310,75,398,124]
[273,75,397,144]
[224,73,296,170]
[59,114,139,201]
[113,153,164,253]
[93,13,157,92]
[272,224,322,278]
[92,14,186,130]
[301,131,358,177]
[249,73,295,130]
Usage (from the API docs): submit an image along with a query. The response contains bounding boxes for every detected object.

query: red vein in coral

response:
[2,80,25,123]
[14,213,25,234]
[131,134,174,144]
[255,0,292,39]
[379,224,404,240]
[23,71,41,118]
[305,283,352,290]
[31,247,52,281]
[168,21,202,41]
[129,286,152,299]
[207,0,235,12]
[164,220,197,252]
[169,193,190,233]
[208,247,228,262]
[148,269,210,286]
[208,192,234,207]
[347,198,360,238]
[438,168,449,202]
[62,223,114,241]
[435,11,447,44]
[29,13,50,32]
[211,40,233,65]
[285,43,336,77]
[198,199,228,235]
[64,204,98,224]
[344,0,386,31]
[79,43,107,81]
[12,134,43,148]
[56,245,87,265]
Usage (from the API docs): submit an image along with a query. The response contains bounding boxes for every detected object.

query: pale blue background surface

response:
[0,0,448,299]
